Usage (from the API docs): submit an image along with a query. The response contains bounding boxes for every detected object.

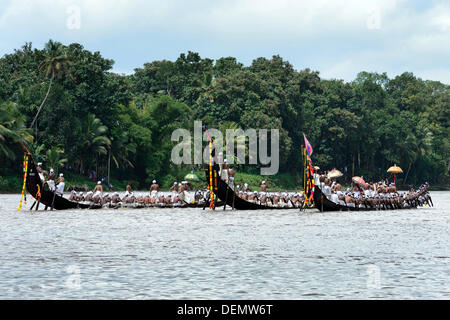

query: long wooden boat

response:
[22,146,102,210]
[22,145,214,210]
[312,185,418,211]
[205,163,299,210]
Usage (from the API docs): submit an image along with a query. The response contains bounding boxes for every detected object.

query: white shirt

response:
[313,174,320,184]
[47,180,55,191]
[330,193,339,203]
[323,185,332,198]
[221,169,228,180]
[56,182,65,195]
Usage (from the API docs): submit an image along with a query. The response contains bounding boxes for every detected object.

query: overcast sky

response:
[1,0,449,83]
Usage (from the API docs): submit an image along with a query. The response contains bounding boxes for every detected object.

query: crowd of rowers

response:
[312,170,433,209]
[217,154,432,209]
[230,179,432,210]
[36,162,208,207]
[36,161,432,210]
[66,180,212,207]
[233,181,306,208]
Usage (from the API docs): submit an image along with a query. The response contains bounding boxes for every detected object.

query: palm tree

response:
[110,131,136,169]
[79,114,111,174]
[175,121,249,168]
[45,147,68,171]
[403,128,432,183]
[29,40,72,129]
[27,142,46,163]
[0,102,33,159]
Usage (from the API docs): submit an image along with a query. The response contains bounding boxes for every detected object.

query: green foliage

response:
[0,101,33,159]
[77,114,111,173]
[0,40,449,192]
[45,146,68,171]
[0,175,23,192]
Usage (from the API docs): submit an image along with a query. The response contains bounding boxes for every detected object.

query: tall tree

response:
[45,147,68,172]
[0,101,33,159]
[29,40,72,129]
[78,114,111,174]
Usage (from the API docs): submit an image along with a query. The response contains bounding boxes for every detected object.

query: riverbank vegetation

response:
[0,40,448,192]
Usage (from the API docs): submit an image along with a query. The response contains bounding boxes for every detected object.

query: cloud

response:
[0,0,402,38]
[0,0,449,83]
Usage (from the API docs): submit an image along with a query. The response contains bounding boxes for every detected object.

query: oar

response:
[289,199,295,208]
[35,184,42,211]
[202,193,209,210]
[223,185,229,210]
[50,189,57,210]
[231,189,235,211]
[29,184,40,210]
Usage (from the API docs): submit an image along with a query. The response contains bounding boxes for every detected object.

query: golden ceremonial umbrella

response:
[387,164,403,185]
[387,165,403,174]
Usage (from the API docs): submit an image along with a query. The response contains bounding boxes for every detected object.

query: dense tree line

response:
[0,40,448,189]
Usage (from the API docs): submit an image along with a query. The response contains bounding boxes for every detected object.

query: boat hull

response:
[312,185,418,211]
[24,151,102,210]
[205,164,298,210]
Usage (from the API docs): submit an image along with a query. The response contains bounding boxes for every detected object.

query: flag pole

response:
[204,125,215,210]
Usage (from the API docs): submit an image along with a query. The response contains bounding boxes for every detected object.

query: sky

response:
[1,0,449,83]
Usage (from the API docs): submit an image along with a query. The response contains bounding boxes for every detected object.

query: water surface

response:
[0,192,449,299]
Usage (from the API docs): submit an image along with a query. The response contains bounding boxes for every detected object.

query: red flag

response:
[303,134,313,157]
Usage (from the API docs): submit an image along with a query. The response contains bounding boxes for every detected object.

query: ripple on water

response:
[0,192,449,299]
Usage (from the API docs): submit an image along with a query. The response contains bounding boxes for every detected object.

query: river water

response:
[0,192,448,299]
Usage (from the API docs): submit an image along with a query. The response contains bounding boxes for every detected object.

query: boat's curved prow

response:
[23,150,101,210]
[313,185,347,211]
[205,163,298,210]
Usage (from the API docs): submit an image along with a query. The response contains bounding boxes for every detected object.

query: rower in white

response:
[56,173,65,196]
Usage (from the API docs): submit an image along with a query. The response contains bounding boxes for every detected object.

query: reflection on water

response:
[0,192,449,299]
